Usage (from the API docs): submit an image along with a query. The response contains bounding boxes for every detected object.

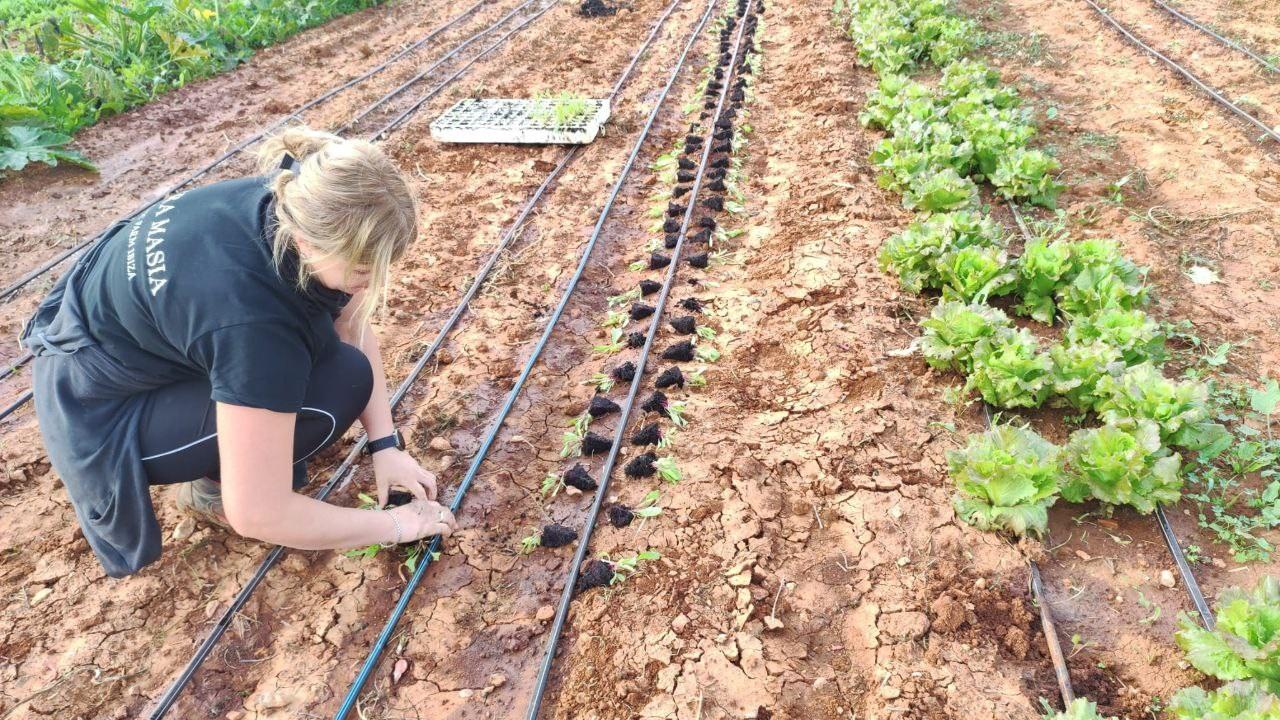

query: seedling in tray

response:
[530,91,594,128]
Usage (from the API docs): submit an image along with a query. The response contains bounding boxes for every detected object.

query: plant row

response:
[1,0,384,174]
[834,0,1278,717]
[519,0,762,595]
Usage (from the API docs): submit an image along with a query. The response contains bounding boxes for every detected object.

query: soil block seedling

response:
[541,524,578,548]
[612,361,636,382]
[687,253,710,269]
[712,141,732,153]
[666,204,686,219]
[575,559,614,593]
[630,303,656,320]
[680,297,703,312]
[663,218,682,233]
[563,464,598,492]
[627,332,646,348]
[698,216,717,229]
[386,491,415,508]
[677,157,697,171]
[649,253,671,270]
[707,168,726,180]
[582,432,613,455]
[702,196,725,211]
[608,504,635,528]
[715,118,733,129]
[673,185,691,198]
[685,134,703,146]
[625,452,658,477]
[632,423,663,446]
[656,366,685,389]
[707,81,723,92]
[663,340,696,362]
[691,228,712,244]
[707,179,726,192]
[664,234,680,249]
[639,279,662,295]
[677,170,696,183]
[641,391,668,414]
[588,395,620,417]
[670,316,697,334]
[579,0,617,17]
[710,157,729,170]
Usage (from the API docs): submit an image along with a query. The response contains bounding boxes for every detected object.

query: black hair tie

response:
[279,152,298,173]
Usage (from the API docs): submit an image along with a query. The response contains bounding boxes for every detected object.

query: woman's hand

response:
[389,499,457,542]
[372,448,439,506]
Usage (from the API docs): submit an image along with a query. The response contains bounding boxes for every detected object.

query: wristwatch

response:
[364,429,404,456]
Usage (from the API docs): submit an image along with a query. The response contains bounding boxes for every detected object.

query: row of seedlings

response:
[524,0,762,595]
[834,0,1279,717]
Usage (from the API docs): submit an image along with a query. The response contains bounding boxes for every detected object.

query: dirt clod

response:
[612,362,636,382]
[649,253,671,270]
[576,559,614,594]
[687,253,709,269]
[588,396,620,418]
[670,316,697,334]
[624,452,657,478]
[630,303,655,320]
[679,297,703,312]
[564,464,597,492]
[582,432,613,456]
[541,524,578,548]
[640,391,668,414]
[662,341,695,361]
[626,331,645,348]
[578,0,616,17]
[607,505,634,528]
[655,366,684,389]
[631,423,662,446]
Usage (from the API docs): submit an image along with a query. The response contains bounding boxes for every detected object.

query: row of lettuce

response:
[1,0,383,175]
[833,0,1278,718]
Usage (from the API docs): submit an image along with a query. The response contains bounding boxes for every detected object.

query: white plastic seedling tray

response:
[429,98,611,145]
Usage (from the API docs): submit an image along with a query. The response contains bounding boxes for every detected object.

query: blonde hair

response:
[256,126,416,325]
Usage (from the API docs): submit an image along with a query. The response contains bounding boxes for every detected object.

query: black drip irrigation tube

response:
[0,351,31,383]
[0,0,497,306]
[144,0,686,714]
[523,3,758,716]
[1147,0,1279,74]
[0,0,554,426]
[1078,0,1280,147]
[330,0,724,715]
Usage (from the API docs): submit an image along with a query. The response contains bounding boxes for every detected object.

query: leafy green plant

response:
[1176,576,1280,691]
[1055,238,1149,318]
[609,549,661,585]
[919,300,1012,374]
[1049,339,1123,412]
[902,166,979,213]
[656,456,681,484]
[560,413,591,458]
[948,423,1061,535]
[1060,420,1183,513]
[0,124,94,172]
[1015,234,1074,323]
[586,373,616,393]
[1095,363,1212,447]
[1171,680,1280,720]
[519,532,541,554]
[965,328,1052,408]
[1042,698,1118,720]
[936,245,1017,304]
[991,147,1063,208]
[540,471,565,500]
[879,210,1005,293]
[1063,308,1166,365]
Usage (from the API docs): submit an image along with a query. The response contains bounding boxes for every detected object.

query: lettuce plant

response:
[937,245,1018,304]
[1176,576,1280,691]
[1171,681,1280,720]
[879,210,1004,293]
[920,301,1012,373]
[992,147,1064,208]
[1064,308,1166,365]
[1044,699,1119,720]
[1095,364,1211,446]
[1061,420,1183,513]
[1057,264,1149,318]
[966,328,1052,408]
[860,74,932,130]
[1050,340,1123,412]
[902,167,979,213]
[1016,235,1075,323]
[948,423,1061,536]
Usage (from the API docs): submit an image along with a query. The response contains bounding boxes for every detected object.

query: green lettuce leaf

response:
[1061,420,1183,513]
[920,301,1013,373]
[948,423,1060,536]
[1171,681,1280,719]
[1176,577,1280,691]
[966,327,1052,408]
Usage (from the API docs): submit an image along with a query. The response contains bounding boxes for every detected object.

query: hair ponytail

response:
[255,126,417,326]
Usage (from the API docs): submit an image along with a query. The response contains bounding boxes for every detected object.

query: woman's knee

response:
[324,342,373,422]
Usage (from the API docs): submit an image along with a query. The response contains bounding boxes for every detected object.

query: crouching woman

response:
[23,127,456,578]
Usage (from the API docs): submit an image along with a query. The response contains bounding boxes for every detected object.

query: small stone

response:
[487,673,507,688]
[393,658,409,684]
[764,616,784,630]
[459,688,475,699]
[30,587,52,606]
[256,690,292,710]
[439,455,455,471]
[879,686,901,700]
[429,437,452,452]
[1159,570,1176,588]
[536,605,555,621]
[672,614,690,633]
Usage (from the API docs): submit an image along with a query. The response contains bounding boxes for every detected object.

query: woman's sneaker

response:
[175,477,229,528]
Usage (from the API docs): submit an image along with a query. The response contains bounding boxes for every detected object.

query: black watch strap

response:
[365,429,403,456]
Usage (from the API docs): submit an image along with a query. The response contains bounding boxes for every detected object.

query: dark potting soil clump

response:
[703,196,725,212]
[630,302,655,320]
[578,0,616,17]
[688,253,710,269]
[707,167,726,181]
[639,278,662,295]
[582,432,613,455]
[707,81,723,93]
[680,297,704,312]
[589,395,620,418]
[706,179,726,192]
[712,141,731,153]
[612,361,636,382]
[703,99,716,110]
[677,170,696,183]
[716,117,734,130]
[685,133,703,146]
[632,423,662,446]
[576,559,614,593]
[665,233,680,250]
[627,331,645,348]
[691,228,712,244]
[564,464,597,491]
[731,89,745,102]
[662,340,695,361]
[386,491,415,508]
[677,157,697,171]
[670,316,697,334]
[710,156,730,169]
[714,129,732,141]
[656,366,685,389]
[698,216,717,229]
[673,184,691,198]
[624,451,657,477]
[608,504,634,528]
[641,390,668,414]
[663,217,681,234]
[541,523,578,548]
[667,202,686,217]
[649,253,671,270]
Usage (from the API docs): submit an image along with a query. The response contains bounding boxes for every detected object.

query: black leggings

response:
[139,342,374,488]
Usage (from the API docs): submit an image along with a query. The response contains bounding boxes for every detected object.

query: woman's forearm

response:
[243,491,398,550]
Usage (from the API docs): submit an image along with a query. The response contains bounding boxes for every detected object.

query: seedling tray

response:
[429,98,611,145]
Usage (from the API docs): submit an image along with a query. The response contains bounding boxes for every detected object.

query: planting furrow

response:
[1077,0,1280,149]
[0,0,502,305]
[0,0,554,427]
[525,1,761,716]
[331,0,724,714]
[143,1,689,716]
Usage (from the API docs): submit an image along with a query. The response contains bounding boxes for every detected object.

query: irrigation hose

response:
[1079,0,1280,147]
[524,4,757,717]
[146,0,687,713]
[1148,0,1279,74]
[1155,504,1216,629]
[333,0,726,715]
[1030,562,1077,707]
[0,0,496,305]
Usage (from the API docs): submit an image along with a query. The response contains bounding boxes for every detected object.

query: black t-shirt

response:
[75,177,351,412]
